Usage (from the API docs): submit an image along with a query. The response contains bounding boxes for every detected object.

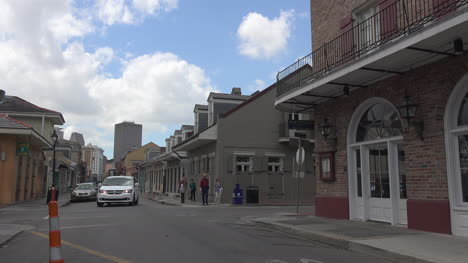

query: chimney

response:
[231,87,242,95]
[0,90,5,103]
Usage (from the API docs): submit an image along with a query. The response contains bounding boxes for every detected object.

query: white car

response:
[97,176,139,207]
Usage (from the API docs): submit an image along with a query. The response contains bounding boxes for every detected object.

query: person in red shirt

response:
[199,173,209,205]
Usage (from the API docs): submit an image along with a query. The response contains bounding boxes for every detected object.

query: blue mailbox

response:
[232,184,243,205]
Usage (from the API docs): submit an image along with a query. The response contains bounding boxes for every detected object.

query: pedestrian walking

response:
[179,176,187,204]
[214,178,223,204]
[199,173,209,205]
[189,178,196,201]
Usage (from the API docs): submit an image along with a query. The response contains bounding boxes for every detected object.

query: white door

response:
[367,144,393,222]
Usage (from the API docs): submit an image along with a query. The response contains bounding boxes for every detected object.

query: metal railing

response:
[277,0,468,98]
[278,121,314,139]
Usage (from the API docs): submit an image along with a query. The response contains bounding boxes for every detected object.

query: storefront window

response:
[268,157,282,172]
[236,156,252,172]
[356,103,402,142]
[369,144,390,198]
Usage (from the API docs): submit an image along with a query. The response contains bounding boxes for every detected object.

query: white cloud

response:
[96,0,134,25]
[132,0,178,14]
[0,0,211,156]
[95,0,178,25]
[237,10,294,59]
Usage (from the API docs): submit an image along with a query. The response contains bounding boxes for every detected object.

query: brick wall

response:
[314,53,468,201]
[311,0,368,50]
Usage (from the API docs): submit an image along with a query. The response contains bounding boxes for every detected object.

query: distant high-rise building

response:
[81,144,104,183]
[70,132,85,146]
[113,121,142,162]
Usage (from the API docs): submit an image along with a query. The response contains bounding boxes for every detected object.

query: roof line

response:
[10,96,65,122]
[0,113,33,128]
[220,83,276,118]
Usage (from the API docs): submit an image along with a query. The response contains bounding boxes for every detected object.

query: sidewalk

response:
[0,195,71,247]
[143,195,228,207]
[253,213,468,263]
[0,224,24,247]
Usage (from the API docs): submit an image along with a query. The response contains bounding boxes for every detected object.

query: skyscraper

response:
[113,121,142,162]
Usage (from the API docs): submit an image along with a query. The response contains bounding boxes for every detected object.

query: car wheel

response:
[97,202,104,207]
[135,198,139,205]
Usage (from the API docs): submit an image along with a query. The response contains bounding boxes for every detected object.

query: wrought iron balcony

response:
[278,121,314,141]
[276,0,468,99]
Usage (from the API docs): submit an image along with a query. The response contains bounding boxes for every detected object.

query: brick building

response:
[275,0,468,237]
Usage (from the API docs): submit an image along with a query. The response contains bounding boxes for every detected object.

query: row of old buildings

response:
[0,89,107,205]
[137,86,316,205]
[139,0,468,238]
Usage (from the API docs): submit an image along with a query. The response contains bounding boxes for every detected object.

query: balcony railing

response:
[277,0,468,98]
[278,121,314,140]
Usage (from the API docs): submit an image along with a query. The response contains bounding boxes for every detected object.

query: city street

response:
[0,198,394,263]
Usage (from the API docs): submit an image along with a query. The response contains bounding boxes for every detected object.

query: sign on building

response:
[16,143,29,156]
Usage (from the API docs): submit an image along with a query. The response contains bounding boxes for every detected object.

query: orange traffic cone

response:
[48,187,64,263]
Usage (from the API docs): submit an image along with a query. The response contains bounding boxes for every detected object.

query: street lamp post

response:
[51,129,59,186]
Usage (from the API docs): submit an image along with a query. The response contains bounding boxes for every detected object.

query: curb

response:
[142,196,180,206]
[254,220,431,263]
[0,228,24,247]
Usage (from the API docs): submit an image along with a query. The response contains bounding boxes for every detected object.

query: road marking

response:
[30,231,133,263]
[300,259,325,263]
[59,215,112,220]
[38,224,116,231]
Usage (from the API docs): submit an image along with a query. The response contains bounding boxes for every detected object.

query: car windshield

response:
[76,184,93,190]
[102,178,133,186]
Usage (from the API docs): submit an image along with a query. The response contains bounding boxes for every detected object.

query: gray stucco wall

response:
[213,102,238,124]
[215,86,315,204]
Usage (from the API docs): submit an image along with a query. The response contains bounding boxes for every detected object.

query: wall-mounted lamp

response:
[454,38,464,56]
[398,96,424,140]
[319,118,332,139]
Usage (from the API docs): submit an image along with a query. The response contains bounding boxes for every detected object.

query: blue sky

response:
[0,0,311,158]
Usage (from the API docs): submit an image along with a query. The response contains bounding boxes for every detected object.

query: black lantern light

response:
[398,96,424,140]
[398,96,418,122]
[319,118,332,139]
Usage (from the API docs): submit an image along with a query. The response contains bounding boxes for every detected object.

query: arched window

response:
[456,92,468,203]
[356,103,402,142]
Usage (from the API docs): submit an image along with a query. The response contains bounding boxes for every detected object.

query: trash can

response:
[246,185,259,204]
[232,184,243,205]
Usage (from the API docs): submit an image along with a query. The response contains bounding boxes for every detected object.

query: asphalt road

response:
[0,198,394,263]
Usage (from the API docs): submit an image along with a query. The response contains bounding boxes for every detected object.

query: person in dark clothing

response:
[199,174,209,205]
[189,178,196,201]
[46,184,59,204]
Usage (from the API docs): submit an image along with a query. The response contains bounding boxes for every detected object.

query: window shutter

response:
[340,15,354,62]
[283,157,293,172]
[379,0,398,42]
[186,160,192,177]
[227,156,233,173]
[305,154,315,173]
[252,157,265,172]
[201,157,205,173]
[433,0,456,19]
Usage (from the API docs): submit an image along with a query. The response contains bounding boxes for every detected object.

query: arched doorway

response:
[445,74,468,237]
[347,98,407,225]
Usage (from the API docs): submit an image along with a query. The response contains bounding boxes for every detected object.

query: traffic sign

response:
[296,147,305,165]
